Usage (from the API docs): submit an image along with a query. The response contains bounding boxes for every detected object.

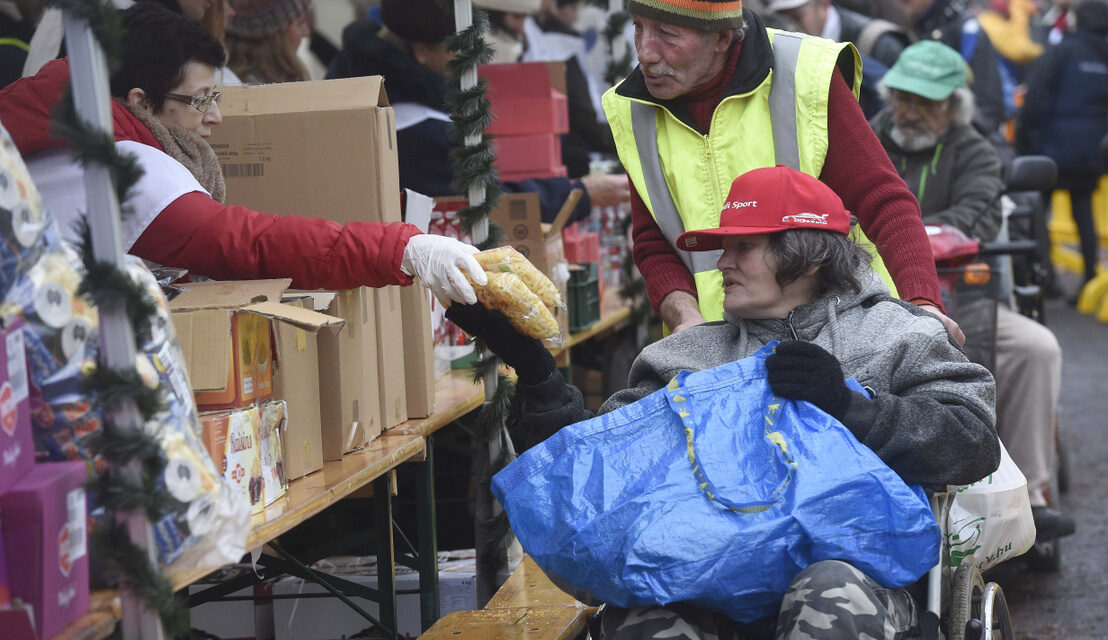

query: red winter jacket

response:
[0,59,420,291]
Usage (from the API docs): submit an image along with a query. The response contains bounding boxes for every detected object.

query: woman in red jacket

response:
[0,2,487,303]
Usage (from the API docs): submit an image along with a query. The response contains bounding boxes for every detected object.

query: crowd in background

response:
[0,0,1102,289]
[0,0,1103,637]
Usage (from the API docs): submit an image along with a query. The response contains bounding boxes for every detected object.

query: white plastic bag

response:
[947,442,1036,571]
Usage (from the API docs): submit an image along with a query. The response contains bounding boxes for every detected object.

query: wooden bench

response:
[420,556,598,640]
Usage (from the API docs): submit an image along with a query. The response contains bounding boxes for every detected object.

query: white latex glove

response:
[400,234,488,305]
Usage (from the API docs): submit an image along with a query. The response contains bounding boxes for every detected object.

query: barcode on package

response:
[221,163,266,178]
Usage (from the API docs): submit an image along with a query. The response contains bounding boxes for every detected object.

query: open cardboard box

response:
[210,76,401,225]
[169,280,344,413]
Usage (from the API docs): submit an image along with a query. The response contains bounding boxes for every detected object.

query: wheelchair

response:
[921,492,1017,640]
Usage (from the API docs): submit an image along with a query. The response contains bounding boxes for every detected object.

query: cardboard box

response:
[0,318,32,496]
[210,77,401,225]
[272,556,478,640]
[374,286,407,430]
[170,279,342,411]
[272,297,324,481]
[0,461,89,639]
[399,282,435,419]
[307,288,382,459]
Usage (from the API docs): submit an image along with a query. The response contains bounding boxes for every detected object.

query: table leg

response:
[374,472,397,634]
[417,434,440,631]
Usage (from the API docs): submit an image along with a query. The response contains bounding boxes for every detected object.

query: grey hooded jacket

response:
[516,267,1000,489]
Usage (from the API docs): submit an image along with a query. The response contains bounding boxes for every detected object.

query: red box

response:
[0,318,32,496]
[500,165,568,182]
[480,62,570,136]
[494,133,563,179]
[488,90,569,136]
[0,461,90,639]
[562,224,600,264]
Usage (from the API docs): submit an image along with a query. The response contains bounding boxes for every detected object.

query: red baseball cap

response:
[676,165,851,252]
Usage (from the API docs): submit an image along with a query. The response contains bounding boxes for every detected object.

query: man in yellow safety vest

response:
[602,0,963,341]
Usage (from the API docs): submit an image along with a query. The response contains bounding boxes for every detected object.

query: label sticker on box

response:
[66,488,87,562]
[6,329,27,402]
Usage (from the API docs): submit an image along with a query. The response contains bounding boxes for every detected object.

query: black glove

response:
[765,340,853,421]
[445,302,556,384]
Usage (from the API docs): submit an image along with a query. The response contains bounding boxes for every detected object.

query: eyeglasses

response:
[890,94,949,116]
[164,90,222,113]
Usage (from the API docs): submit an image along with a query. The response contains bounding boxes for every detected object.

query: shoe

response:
[1032,506,1076,541]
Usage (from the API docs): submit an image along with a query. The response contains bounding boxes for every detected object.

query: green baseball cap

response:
[881,40,968,101]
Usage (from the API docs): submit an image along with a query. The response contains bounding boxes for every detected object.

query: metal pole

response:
[61,10,165,640]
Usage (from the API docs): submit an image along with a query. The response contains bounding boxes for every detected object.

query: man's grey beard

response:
[888,122,940,153]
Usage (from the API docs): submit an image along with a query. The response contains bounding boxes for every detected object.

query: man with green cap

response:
[872,39,1004,239]
[872,39,1075,545]
[602,0,967,345]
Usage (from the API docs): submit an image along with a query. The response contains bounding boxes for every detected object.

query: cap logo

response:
[781,212,829,225]
[721,200,757,210]
[904,59,943,77]
[685,237,698,248]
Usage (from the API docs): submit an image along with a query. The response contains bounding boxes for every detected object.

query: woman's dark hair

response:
[767,226,873,296]
[110,2,226,111]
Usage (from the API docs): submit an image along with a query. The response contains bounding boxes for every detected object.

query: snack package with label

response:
[200,399,288,514]
[474,246,564,309]
[0,124,249,572]
[468,246,563,344]
[259,400,287,506]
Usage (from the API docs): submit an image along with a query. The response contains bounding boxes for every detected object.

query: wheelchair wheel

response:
[981,580,1016,639]
[948,565,1016,640]
[948,565,985,640]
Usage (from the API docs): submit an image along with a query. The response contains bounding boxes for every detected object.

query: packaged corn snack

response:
[474,271,560,341]
[474,246,564,309]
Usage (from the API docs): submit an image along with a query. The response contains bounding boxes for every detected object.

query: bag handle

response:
[665,369,797,513]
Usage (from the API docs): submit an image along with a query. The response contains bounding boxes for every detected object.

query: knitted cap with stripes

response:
[627,0,743,31]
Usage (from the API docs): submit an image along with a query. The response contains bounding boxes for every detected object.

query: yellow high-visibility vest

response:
[604,30,894,321]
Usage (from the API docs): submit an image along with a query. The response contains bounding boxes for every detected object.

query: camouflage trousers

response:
[599,560,921,640]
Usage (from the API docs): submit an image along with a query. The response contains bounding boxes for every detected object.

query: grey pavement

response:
[987,271,1108,639]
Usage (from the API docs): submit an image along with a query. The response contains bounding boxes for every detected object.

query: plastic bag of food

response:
[466,246,564,345]
[474,246,564,309]
[0,123,248,571]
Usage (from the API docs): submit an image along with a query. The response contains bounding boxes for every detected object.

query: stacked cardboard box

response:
[209,77,435,427]
[170,279,345,501]
[480,62,570,182]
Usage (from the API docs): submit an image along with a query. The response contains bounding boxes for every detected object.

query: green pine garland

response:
[443,6,505,249]
[438,0,519,577]
[45,0,191,636]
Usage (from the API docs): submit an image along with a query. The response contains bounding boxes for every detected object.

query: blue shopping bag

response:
[491,342,940,623]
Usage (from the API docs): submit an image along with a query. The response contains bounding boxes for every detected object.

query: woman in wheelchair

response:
[448,166,1001,639]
